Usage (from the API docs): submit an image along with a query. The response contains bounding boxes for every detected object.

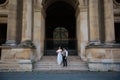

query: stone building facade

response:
[0,0,120,71]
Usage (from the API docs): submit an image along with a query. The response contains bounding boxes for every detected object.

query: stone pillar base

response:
[87,41,101,46]
[3,40,17,46]
[88,61,120,71]
[0,60,32,72]
[86,46,120,71]
[0,48,34,72]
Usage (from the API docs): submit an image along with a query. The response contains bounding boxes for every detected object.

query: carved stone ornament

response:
[0,0,8,7]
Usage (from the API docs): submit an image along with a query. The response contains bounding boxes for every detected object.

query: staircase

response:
[33,56,89,71]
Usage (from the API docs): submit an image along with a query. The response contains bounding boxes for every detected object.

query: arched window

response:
[53,27,68,40]
[53,27,68,48]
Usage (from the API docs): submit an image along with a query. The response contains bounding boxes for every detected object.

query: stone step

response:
[35,65,88,68]
[35,64,88,67]
[34,68,88,71]
[34,67,89,71]
[34,63,88,68]
[33,56,89,71]
[34,63,88,67]
[34,61,87,64]
[34,66,89,71]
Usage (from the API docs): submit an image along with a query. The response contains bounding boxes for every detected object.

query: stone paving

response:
[0,71,120,80]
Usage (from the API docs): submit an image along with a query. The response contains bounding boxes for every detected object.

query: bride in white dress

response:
[56,47,63,65]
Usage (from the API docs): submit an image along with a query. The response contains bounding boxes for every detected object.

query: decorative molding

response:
[0,16,7,23]
[113,0,120,9]
[75,5,88,17]
[0,0,8,7]
[80,6,88,12]
[114,16,120,23]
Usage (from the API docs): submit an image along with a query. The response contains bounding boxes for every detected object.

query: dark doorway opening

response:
[115,23,120,43]
[45,1,77,55]
[0,23,7,59]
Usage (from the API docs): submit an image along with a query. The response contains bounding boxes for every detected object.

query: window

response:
[0,0,8,6]
[53,27,68,40]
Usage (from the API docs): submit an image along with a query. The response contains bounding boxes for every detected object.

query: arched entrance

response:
[44,1,77,55]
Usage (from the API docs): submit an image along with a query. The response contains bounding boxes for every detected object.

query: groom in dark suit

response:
[62,48,68,67]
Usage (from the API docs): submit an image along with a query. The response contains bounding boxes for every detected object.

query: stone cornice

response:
[0,16,7,23]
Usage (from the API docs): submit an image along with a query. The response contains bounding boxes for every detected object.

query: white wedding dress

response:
[56,49,63,65]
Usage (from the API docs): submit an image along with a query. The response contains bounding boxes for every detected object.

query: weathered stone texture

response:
[86,48,120,71]
[1,49,33,60]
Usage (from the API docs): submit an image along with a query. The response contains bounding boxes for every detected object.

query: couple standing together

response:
[56,47,68,67]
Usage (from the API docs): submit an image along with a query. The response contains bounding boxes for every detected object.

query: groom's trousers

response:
[63,56,67,67]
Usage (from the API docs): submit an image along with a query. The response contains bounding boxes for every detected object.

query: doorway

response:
[0,23,7,59]
[44,1,77,55]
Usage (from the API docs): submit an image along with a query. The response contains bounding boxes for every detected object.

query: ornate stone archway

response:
[33,0,89,60]
[42,0,79,11]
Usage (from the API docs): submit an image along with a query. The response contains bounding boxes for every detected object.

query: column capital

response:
[80,6,88,12]
[75,5,88,17]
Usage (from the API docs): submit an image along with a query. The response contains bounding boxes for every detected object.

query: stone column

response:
[22,0,33,41]
[6,0,17,46]
[104,0,115,43]
[76,6,81,57]
[76,5,88,61]
[89,0,100,44]
[33,0,45,61]
[80,6,88,61]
